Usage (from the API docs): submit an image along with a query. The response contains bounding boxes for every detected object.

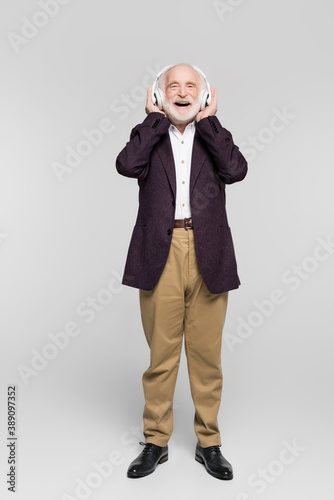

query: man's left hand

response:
[196,86,218,123]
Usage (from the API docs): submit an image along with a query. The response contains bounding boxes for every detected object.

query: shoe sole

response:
[127,454,168,478]
[195,454,233,480]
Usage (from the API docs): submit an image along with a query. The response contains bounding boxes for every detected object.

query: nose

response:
[178,85,187,97]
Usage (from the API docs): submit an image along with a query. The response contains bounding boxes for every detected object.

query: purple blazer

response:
[115,112,247,294]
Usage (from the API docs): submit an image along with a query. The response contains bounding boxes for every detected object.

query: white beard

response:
[162,95,201,125]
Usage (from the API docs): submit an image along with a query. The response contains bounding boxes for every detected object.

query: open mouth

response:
[174,102,191,107]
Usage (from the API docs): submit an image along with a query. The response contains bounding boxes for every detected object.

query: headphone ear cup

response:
[152,87,163,109]
[200,89,207,110]
[206,84,211,106]
[155,88,163,109]
[152,64,173,110]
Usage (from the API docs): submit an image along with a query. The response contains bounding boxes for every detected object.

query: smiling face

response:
[160,64,203,126]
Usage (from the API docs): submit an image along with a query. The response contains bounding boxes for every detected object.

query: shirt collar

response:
[169,119,196,135]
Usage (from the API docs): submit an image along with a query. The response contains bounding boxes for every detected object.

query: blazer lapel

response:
[157,132,176,198]
[189,129,207,196]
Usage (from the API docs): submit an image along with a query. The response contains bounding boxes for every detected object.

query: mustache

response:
[171,98,194,104]
[165,97,200,108]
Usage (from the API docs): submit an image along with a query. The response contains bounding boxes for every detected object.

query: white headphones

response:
[152,64,211,111]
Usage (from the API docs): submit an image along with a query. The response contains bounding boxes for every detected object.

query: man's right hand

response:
[145,87,166,116]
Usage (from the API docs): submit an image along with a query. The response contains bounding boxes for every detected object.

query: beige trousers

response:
[139,228,229,448]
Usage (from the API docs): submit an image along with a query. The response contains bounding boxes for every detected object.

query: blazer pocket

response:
[217,225,231,233]
[123,225,147,277]
[217,225,233,245]
[217,225,238,273]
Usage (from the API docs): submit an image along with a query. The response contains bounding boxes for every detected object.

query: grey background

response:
[0,0,333,498]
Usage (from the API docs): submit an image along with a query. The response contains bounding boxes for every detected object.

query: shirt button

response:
[181,141,184,144]
[182,204,185,207]
[182,181,185,184]
[181,160,184,164]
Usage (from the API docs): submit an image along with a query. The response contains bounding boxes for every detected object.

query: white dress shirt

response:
[168,120,196,219]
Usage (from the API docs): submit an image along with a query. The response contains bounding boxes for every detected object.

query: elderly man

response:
[115,63,248,480]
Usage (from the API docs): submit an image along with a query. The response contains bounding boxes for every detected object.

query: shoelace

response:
[209,445,222,454]
[139,441,156,454]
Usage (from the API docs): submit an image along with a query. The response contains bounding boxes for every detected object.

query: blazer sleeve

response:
[115,112,170,179]
[195,115,248,184]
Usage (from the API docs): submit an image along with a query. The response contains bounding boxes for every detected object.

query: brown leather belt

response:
[174,217,193,229]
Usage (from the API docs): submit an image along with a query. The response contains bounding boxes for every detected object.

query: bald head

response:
[158,63,206,94]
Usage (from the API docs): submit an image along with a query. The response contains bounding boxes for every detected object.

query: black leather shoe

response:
[195,443,233,480]
[127,441,168,478]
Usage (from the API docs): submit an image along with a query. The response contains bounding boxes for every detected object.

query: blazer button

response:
[172,200,175,206]
[167,228,172,235]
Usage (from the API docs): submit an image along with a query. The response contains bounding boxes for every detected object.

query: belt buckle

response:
[184,218,192,230]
